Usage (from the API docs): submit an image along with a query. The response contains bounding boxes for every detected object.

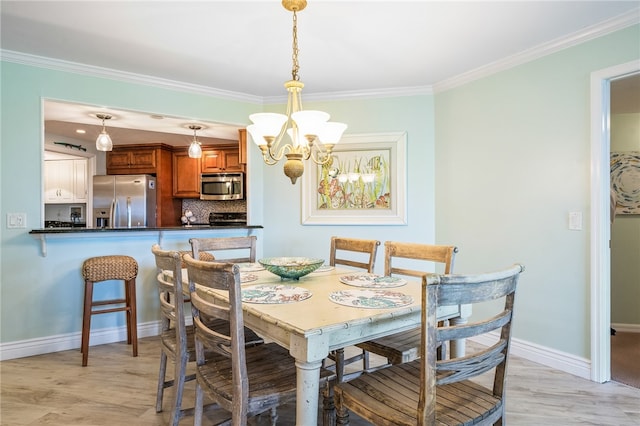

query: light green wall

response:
[611,112,640,325]
[259,95,436,263]
[435,25,640,357]
[0,62,264,343]
[0,62,437,346]
[2,24,639,361]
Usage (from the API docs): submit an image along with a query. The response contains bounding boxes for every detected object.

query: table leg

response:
[295,359,322,426]
[449,316,467,358]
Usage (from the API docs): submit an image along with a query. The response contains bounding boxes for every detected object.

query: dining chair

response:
[334,264,525,426]
[326,236,381,382]
[355,241,458,367]
[151,245,263,426]
[182,254,334,426]
[190,235,256,264]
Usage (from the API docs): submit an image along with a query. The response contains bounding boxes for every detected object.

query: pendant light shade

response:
[188,125,203,158]
[95,114,113,151]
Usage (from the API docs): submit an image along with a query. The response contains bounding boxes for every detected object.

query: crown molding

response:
[434,9,640,93]
[0,49,263,104]
[2,9,638,102]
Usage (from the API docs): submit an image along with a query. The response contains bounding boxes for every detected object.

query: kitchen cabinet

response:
[201,149,226,173]
[107,144,181,227]
[172,151,201,198]
[45,159,87,203]
[238,128,247,165]
[106,147,157,174]
[173,144,241,198]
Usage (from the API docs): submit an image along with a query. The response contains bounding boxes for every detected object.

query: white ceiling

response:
[2,1,639,147]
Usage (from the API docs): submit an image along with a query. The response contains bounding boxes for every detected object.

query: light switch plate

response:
[7,213,27,229]
[568,211,582,230]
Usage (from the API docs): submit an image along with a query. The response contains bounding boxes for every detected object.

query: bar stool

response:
[81,255,138,366]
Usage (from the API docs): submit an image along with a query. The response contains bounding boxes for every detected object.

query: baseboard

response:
[469,332,592,380]
[611,323,640,333]
[0,321,161,361]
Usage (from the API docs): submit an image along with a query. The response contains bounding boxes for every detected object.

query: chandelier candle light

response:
[247,0,347,184]
[95,113,113,152]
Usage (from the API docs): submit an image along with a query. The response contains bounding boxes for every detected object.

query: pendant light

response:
[188,125,203,158]
[95,114,113,151]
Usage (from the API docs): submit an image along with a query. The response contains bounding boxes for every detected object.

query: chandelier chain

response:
[291,10,300,81]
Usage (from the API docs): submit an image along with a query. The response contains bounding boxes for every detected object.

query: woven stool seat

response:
[82,255,138,282]
[81,255,139,366]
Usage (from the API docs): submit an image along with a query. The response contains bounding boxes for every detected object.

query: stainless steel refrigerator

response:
[93,175,157,228]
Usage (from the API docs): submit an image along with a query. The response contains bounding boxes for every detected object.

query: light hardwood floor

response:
[1,336,639,425]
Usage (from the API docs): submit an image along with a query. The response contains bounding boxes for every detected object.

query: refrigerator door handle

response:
[126,196,132,228]
[109,199,116,229]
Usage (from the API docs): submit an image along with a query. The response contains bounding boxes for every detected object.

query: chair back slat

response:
[190,236,256,264]
[385,241,458,278]
[330,236,380,273]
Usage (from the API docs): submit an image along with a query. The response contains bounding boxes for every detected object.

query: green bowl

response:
[258,257,325,280]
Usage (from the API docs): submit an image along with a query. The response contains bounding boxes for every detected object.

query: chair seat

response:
[356,328,421,365]
[197,342,334,418]
[335,360,502,426]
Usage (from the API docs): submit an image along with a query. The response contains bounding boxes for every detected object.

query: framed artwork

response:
[301,132,407,225]
[611,151,640,214]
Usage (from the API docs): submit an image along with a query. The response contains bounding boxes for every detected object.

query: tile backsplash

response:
[181,199,246,223]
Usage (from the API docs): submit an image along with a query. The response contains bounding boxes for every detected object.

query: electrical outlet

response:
[7,213,27,229]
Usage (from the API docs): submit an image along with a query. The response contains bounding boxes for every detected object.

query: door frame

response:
[590,59,640,383]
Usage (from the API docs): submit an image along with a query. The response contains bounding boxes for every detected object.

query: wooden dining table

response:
[180,264,470,426]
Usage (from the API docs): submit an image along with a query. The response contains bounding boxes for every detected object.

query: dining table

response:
[179,263,470,426]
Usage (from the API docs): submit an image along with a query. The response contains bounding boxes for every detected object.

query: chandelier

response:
[247,0,347,184]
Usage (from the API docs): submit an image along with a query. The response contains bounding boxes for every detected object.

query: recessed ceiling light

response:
[76,129,86,134]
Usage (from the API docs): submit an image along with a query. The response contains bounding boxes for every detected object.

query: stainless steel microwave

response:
[200,173,244,201]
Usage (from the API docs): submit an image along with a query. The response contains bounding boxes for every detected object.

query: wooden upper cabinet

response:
[106,147,156,174]
[172,144,242,198]
[238,129,247,165]
[201,149,226,173]
[172,151,201,198]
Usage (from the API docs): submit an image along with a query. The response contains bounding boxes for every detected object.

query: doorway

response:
[590,60,640,383]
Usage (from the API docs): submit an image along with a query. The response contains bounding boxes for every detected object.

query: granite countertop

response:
[29,224,263,234]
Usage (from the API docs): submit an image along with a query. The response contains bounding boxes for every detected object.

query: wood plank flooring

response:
[1,336,639,425]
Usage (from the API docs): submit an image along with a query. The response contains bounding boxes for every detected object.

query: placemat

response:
[241,273,259,283]
[339,273,407,288]
[329,289,413,309]
[238,262,265,272]
[311,265,335,273]
[242,285,312,304]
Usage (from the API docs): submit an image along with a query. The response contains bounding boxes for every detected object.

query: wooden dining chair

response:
[151,245,263,426]
[189,235,256,264]
[355,241,458,367]
[183,254,334,426]
[334,264,524,426]
[325,236,381,382]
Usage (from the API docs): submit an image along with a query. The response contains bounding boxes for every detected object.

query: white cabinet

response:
[45,159,87,203]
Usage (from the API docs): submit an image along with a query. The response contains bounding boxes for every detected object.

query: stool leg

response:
[81,280,94,367]
[124,280,132,345]
[127,278,138,357]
